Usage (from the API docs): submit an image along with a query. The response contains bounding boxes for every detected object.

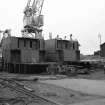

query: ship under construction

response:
[1,0,80,74]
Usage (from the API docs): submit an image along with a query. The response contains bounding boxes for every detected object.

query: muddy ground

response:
[0,70,105,105]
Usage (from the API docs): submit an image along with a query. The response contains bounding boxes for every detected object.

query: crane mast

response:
[22,0,44,39]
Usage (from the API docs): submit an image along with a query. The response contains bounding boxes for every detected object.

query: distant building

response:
[94,50,100,56]
[100,43,105,57]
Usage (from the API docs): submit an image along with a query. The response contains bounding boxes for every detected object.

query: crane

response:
[23,0,44,38]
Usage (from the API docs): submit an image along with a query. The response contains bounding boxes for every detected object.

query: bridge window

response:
[24,40,26,47]
[73,43,75,50]
[65,43,68,49]
[30,41,32,48]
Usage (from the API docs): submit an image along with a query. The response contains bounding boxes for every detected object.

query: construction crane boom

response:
[32,0,44,15]
[23,0,44,38]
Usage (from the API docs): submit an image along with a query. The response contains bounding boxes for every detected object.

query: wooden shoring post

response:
[19,64,20,73]
[13,64,15,73]
[8,63,9,72]
[7,63,8,72]
[23,64,25,74]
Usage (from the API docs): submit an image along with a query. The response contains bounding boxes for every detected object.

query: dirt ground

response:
[0,80,103,105]
[22,81,103,105]
[0,70,105,105]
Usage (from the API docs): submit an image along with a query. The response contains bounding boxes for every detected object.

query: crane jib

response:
[23,0,44,38]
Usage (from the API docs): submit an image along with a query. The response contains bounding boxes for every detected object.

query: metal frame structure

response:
[23,0,44,38]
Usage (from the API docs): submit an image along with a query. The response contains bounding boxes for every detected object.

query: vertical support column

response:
[19,64,20,74]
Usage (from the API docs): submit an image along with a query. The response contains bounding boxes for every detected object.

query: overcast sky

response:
[0,0,105,55]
